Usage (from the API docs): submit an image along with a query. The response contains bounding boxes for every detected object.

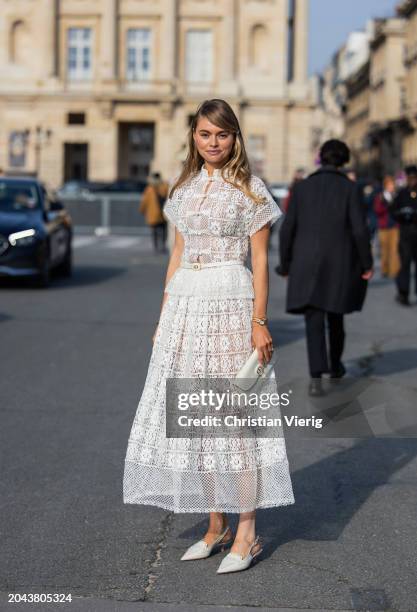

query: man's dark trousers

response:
[304,307,345,378]
[396,227,417,297]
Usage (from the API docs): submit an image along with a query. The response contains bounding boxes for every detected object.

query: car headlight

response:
[8,228,38,246]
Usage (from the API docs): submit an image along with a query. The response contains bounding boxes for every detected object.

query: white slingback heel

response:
[180,526,232,561]
[216,535,263,574]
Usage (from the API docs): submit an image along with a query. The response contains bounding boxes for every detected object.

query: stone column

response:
[154,1,177,183]
[219,0,239,96]
[293,0,308,84]
[160,0,177,84]
[221,0,235,82]
[101,0,117,80]
[42,0,57,77]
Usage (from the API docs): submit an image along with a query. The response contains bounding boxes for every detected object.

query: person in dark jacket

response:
[277,139,374,397]
[388,165,417,306]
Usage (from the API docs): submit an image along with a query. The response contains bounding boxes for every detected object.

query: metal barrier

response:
[60,193,150,235]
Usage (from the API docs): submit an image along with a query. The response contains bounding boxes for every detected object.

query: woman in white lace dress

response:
[123,99,295,573]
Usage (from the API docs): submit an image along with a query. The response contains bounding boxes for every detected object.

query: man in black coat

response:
[277,140,373,396]
[388,165,417,306]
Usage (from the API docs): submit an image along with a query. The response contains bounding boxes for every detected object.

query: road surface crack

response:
[143,511,174,600]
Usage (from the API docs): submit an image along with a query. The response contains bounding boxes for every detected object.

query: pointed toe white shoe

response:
[180,526,232,561]
[216,535,263,574]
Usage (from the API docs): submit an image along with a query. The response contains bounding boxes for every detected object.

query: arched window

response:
[10,20,29,64]
[249,24,269,72]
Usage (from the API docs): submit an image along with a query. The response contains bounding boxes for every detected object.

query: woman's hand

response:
[250,225,273,365]
[252,324,274,366]
[362,269,373,281]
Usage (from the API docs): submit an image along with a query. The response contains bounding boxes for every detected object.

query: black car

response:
[101,179,147,194]
[0,177,73,287]
[57,180,110,200]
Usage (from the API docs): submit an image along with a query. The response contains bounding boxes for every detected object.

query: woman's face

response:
[193,116,235,167]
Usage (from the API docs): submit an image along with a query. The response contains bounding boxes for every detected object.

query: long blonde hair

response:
[169,99,266,205]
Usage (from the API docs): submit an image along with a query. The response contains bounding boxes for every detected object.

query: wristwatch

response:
[252,317,268,326]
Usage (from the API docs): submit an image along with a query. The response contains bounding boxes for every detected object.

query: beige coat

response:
[139,183,169,226]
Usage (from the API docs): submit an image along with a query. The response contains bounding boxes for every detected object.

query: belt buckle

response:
[192,262,201,270]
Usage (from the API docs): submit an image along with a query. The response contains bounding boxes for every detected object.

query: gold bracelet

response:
[252,317,268,326]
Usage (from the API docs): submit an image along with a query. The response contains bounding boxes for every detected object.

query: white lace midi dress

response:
[123,165,295,513]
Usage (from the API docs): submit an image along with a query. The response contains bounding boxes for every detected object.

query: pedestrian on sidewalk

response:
[123,98,295,574]
[373,175,400,279]
[139,172,169,253]
[282,168,305,213]
[388,165,417,306]
[277,139,373,397]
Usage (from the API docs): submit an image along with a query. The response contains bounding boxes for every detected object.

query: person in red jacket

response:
[282,168,305,212]
[373,175,400,278]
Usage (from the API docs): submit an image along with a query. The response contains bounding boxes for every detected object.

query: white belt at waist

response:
[180,260,245,271]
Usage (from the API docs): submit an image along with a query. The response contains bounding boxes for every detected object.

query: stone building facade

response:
[345,60,372,176]
[314,22,376,156]
[344,17,409,179]
[398,0,417,166]
[341,4,417,179]
[366,17,406,177]
[0,0,316,188]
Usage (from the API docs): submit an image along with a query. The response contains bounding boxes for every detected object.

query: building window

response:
[126,29,152,81]
[10,20,27,64]
[250,24,269,72]
[67,28,92,81]
[185,30,213,83]
[67,112,86,125]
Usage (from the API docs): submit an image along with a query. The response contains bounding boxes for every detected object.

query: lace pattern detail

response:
[123,295,295,512]
[123,166,294,513]
[163,168,282,264]
[164,265,255,299]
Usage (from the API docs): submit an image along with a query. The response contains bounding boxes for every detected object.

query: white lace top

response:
[163,165,282,299]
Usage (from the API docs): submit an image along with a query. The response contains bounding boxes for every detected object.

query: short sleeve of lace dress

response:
[247,176,283,237]
[163,195,178,228]
[163,176,183,229]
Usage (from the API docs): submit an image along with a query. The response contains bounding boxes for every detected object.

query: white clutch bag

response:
[233,347,278,391]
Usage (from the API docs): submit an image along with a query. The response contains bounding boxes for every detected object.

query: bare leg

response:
[202,512,232,546]
[231,511,262,557]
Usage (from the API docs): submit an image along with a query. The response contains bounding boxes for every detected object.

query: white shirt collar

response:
[199,164,225,181]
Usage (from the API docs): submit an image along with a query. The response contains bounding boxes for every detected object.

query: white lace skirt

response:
[123,267,295,513]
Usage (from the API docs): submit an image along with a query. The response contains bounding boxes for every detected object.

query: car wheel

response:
[58,243,73,278]
[35,260,50,288]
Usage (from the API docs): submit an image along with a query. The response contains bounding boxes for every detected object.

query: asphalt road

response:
[0,231,416,612]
